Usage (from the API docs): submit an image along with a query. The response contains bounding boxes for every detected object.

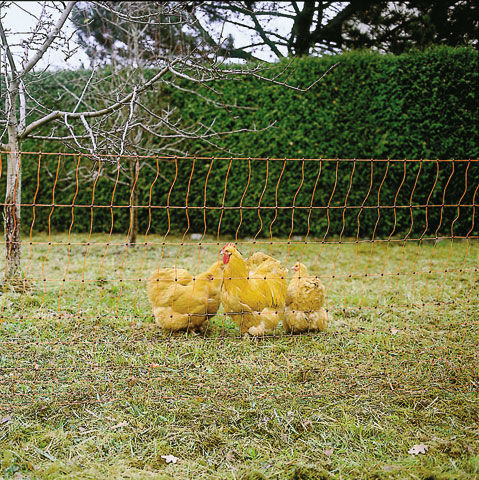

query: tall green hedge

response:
[170,47,477,161]
[8,46,479,238]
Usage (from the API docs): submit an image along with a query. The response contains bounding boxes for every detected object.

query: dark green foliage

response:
[7,46,479,238]
[173,47,477,160]
[344,1,479,54]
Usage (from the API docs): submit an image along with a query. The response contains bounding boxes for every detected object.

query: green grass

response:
[0,233,478,479]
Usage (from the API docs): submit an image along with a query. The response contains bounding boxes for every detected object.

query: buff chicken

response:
[284,262,328,333]
[220,244,287,335]
[246,251,275,271]
[147,261,222,331]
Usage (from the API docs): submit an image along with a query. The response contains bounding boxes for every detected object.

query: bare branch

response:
[73,66,97,113]
[161,80,258,110]
[180,60,339,93]
[63,113,83,150]
[118,87,137,157]
[0,19,18,75]
[247,61,339,92]
[20,1,76,78]
[20,61,177,139]
[28,133,94,141]
[18,79,26,131]
[243,7,285,59]
[80,115,97,152]
[189,11,263,62]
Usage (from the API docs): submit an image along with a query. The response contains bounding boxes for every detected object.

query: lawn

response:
[0,233,477,479]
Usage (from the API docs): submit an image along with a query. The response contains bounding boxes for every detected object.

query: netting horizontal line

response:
[0,384,475,410]
[2,384,475,410]
[3,372,474,387]
[10,267,478,282]
[1,371,475,386]
[2,151,478,162]
[2,377,474,391]
[0,328,479,344]
[1,334,475,350]
[4,310,478,324]
[0,328,476,347]
[5,203,478,210]
[3,318,477,331]
[4,315,477,329]
[0,332,476,347]
[1,356,475,374]
[5,236,479,248]
[12,354,479,366]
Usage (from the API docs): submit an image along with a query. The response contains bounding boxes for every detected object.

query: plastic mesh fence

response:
[0,152,477,409]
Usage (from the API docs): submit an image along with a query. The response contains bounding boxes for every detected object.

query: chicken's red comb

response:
[221,242,236,251]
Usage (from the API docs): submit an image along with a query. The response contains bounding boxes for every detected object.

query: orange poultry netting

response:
[0,152,477,409]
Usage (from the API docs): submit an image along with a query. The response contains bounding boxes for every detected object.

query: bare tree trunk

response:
[3,70,22,279]
[127,18,141,248]
[1,4,75,280]
[4,134,21,279]
[128,156,139,246]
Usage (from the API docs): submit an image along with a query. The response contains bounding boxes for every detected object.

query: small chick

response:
[284,262,328,333]
[147,261,222,331]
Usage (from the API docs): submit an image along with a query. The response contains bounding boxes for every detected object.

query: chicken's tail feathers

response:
[146,273,163,305]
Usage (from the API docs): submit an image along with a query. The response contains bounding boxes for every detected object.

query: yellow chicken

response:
[147,261,222,331]
[284,262,328,333]
[221,244,287,335]
[246,251,275,271]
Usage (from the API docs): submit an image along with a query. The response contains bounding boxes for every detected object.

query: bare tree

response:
[0,1,332,279]
[194,1,478,59]
[1,2,78,278]
[80,3,152,246]
[194,1,377,59]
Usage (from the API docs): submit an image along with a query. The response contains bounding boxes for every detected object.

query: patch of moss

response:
[240,471,268,480]
[289,465,330,480]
